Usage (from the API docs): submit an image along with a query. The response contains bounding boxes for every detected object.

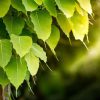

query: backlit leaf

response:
[22,0,38,11]
[43,0,57,17]
[69,11,89,41]
[11,34,32,57]
[57,13,71,37]
[55,0,75,18]
[77,0,92,14]
[75,3,84,16]
[32,43,47,63]
[5,57,27,90]
[25,49,39,76]
[46,25,60,54]
[34,0,42,5]
[30,9,52,41]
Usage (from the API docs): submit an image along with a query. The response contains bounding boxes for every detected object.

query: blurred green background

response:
[14,0,100,100]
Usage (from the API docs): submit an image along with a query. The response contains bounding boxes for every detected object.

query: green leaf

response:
[22,0,38,12]
[34,0,42,5]
[32,43,47,63]
[0,39,12,68]
[11,0,26,14]
[25,49,39,76]
[0,67,9,87]
[55,0,75,18]
[46,25,60,54]
[43,0,57,17]
[3,15,25,35]
[57,13,71,37]
[75,3,84,16]
[69,11,89,41]
[30,9,52,41]
[11,34,32,57]
[77,0,92,14]
[0,0,11,17]
[5,57,27,90]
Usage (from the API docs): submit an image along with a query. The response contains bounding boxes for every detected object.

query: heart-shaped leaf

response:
[30,9,52,41]
[3,15,25,35]
[46,25,60,55]
[55,0,75,18]
[5,57,27,90]
[11,34,32,57]
[22,0,38,11]
[43,0,57,17]
[0,0,11,17]
[32,43,47,63]
[25,49,39,76]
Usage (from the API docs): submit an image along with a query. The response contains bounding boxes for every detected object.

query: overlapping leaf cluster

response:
[0,0,92,90]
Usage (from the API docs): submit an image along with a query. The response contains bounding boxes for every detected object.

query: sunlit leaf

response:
[69,11,89,41]
[11,34,32,57]
[0,39,12,68]
[0,0,11,17]
[32,43,47,63]
[34,0,42,5]
[5,57,27,90]
[30,9,52,41]
[43,0,57,17]
[57,13,71,37]
[75,3,84,16]
[77,0,92,14]
[55,0,75,18]
[25,49,39,76]
[46,25,60,55]
[22,0,38,11]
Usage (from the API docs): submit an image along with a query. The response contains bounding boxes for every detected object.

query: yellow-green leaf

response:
[43,0,57,17]
[5,57,27,90]
[30,9,52,41]
[25,49,39,76]
[22,0,38,11]
[57,13,71,37]
[46,25,60,55]
[55,0,75,18]
[34,0,42,5]
[69,11,89,41]
[11,0,26,13]
[0,0,11,17]
[75,3,84,16]
[11,34,32,57]
[77,0,92,14]
[32,43,47,63]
